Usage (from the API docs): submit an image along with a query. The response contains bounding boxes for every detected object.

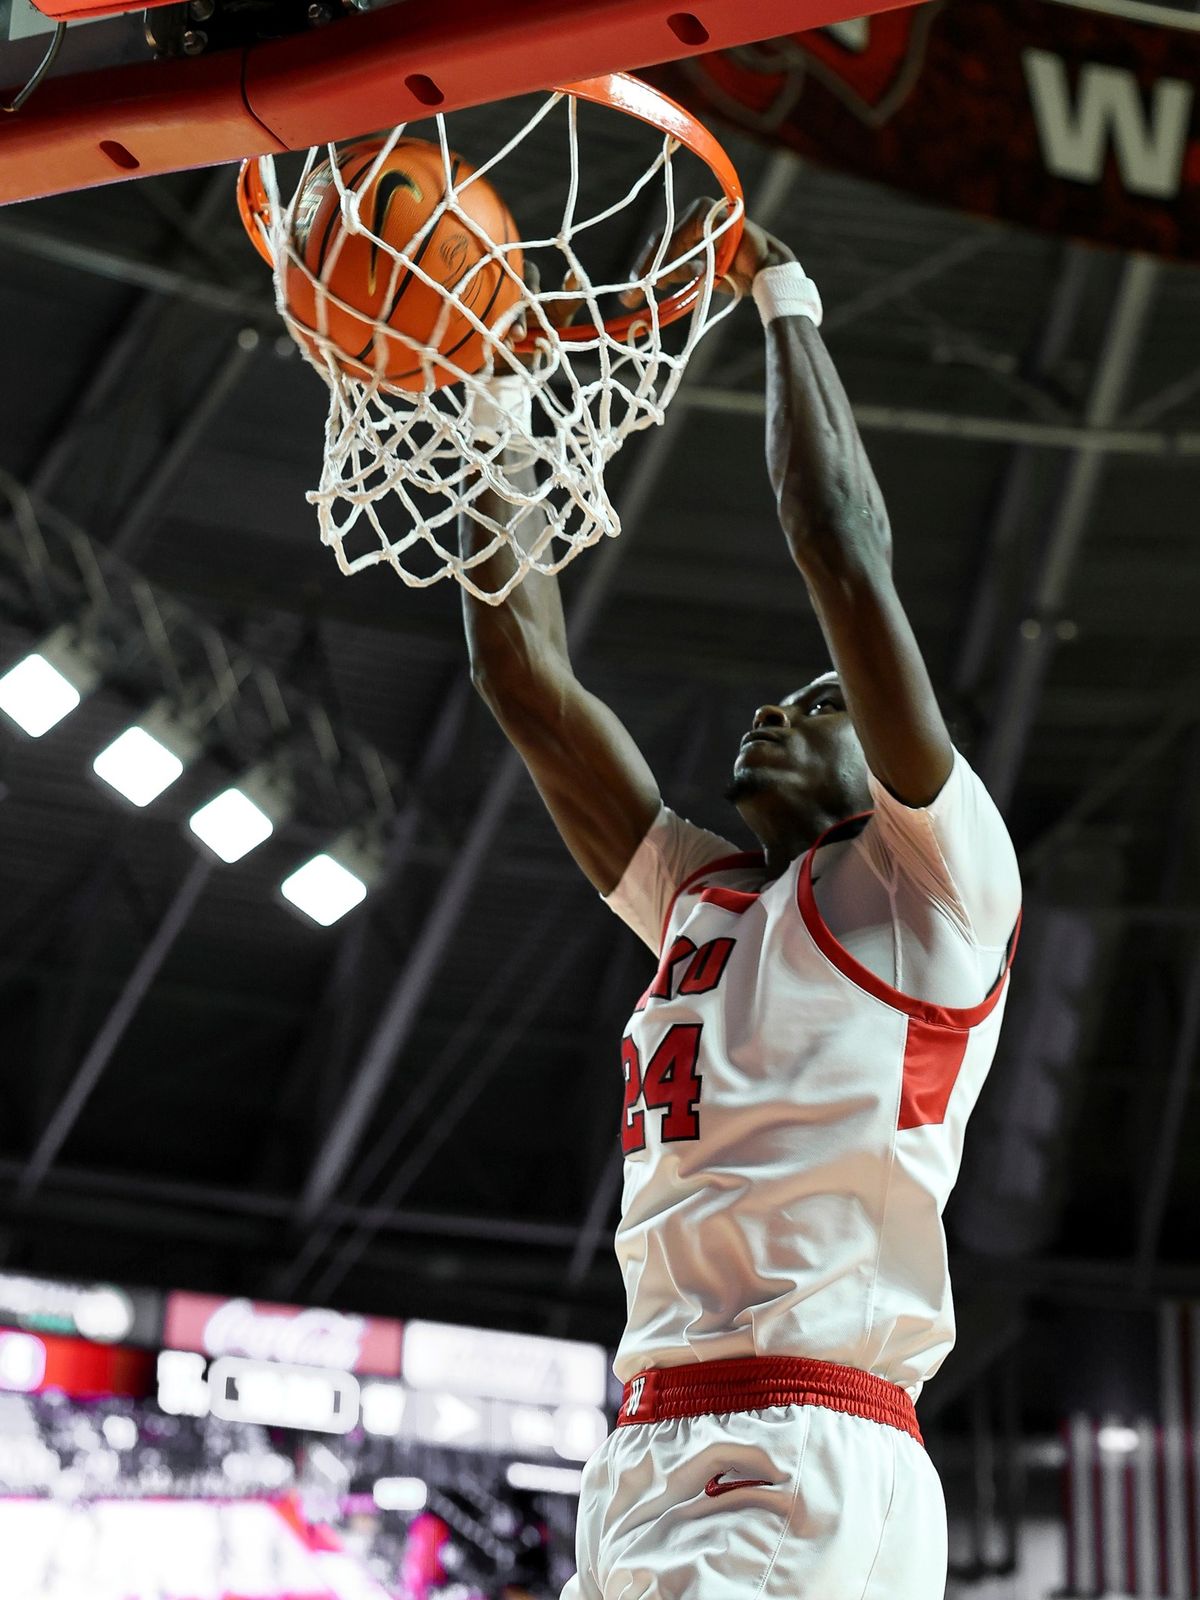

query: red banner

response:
[652,0,1200,261]
[0,1327,154,1398]
[163,1292,403,1377]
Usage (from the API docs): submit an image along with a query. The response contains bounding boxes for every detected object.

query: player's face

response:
[729,671,871,824]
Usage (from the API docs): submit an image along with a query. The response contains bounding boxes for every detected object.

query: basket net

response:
[245,83,744,603]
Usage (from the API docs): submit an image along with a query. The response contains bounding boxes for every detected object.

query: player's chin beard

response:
[725,768,773,805]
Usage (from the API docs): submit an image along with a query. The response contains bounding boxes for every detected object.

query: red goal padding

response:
[0,0,921,205]
[26,0,177,20]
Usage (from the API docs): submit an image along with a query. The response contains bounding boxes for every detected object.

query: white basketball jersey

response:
[613,815,1019,1400]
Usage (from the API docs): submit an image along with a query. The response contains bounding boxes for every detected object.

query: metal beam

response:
[681,389,1197,456]
[306,913,597,1303]
[823,232,998,337]
[920,1291,1024,1422]
[715,228,999,392]
[0,218,271,325]
[953,246,1096,700]
[979,255,1160,812]
[17,857,212,1199]
[10,1150,1200,1310]
[274,671,474,1188]
[294,151,801,1226]
[1134,972,1200,1285]
[253,913,372,1192]
[562,949,643,1275]
[273,891,586,1294]
[1018,689,1197,875]
[31,856,122,1136]
[107,330,260,561]
[0,1157,580,1248]
[7,316,257,1203]
[22,173,236,502]
[555,1157,623,1312]
[9,1135,1200,1314]
[295,752,530,1224]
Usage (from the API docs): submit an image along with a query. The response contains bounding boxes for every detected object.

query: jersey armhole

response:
[797,815,1022,1028]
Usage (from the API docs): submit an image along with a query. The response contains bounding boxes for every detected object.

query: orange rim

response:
[518,72,744,349]
[236,158,275,269]
[235,71,745,345]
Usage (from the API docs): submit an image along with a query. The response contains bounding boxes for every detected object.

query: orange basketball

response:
[284,136,524,393]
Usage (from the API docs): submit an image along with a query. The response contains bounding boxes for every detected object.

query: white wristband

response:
[752,261,823,329]
[462,372,533,445]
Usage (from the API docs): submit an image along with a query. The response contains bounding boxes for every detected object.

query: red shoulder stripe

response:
[659,850,764,953]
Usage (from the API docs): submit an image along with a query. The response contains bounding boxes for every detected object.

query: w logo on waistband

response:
[625,1376,646,1417]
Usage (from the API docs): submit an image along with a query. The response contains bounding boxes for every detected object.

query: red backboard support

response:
[0,0,921,206]
[28,0,178,19]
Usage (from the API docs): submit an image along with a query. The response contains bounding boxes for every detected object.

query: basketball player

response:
[457,208,1021,1600]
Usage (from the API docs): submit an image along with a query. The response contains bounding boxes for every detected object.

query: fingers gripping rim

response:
[235,71,745,340]
[515,72,745,350]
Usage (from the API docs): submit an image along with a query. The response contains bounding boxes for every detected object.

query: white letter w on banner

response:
[1023,48,1193,200]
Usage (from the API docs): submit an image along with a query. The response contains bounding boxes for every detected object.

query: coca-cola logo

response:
[165,1291,403,1376]
[201,1299,367,1370]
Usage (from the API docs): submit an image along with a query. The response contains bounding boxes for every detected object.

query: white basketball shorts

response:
[560,1356,946,1600]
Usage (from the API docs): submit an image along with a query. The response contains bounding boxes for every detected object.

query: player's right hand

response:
[620,197,795,307]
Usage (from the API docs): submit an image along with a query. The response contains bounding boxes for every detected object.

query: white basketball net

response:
[250,90,743,602]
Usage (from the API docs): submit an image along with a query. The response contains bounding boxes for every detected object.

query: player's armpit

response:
[803,557,954,810]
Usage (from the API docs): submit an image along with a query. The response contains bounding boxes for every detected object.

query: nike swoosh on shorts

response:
[704,1471,773,1497]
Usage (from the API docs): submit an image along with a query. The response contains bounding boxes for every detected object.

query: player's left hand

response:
[620,196,796,308]
[504,258,588,354]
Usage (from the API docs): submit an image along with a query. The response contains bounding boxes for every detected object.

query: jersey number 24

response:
[621,1024,703,1153]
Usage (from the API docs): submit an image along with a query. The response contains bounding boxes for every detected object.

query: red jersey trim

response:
[659,850,765,953]
[698,886,761,916]
[898,1020,970,1130]
[797,812,1021,1031]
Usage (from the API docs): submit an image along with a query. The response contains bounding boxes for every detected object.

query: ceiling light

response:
[505,1462,584,1495]
[280,827,382,927]
[1097,1424,1140,1454]
[93,704,197,808]
[0,626,99,738]
[281,854,366,926]
[188,767,290,864]
[190,788,273,862]
[373,1476,427,1512]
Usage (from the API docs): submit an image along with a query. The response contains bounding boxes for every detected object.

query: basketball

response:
[284,136,524,393]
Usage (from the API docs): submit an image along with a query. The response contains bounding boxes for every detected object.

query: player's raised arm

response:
[458,450,660,894]
[624,204,953,809]
[752,236,954,809]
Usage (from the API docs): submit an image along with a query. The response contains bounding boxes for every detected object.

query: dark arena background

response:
[2,0,1200,1596]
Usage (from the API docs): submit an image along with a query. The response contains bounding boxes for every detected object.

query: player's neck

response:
[751,805,841,881]
[761,834,815,881]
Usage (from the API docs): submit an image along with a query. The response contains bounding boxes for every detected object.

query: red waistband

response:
[617,1356,922,1445]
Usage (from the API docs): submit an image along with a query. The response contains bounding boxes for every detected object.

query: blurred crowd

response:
[0,1390,575,1598]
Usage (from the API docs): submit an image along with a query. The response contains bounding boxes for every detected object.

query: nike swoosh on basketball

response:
[705,1470,773,1497]
[367,170,423,293]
